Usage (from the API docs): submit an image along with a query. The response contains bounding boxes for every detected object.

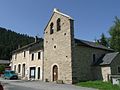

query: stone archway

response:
[53,65,58,81]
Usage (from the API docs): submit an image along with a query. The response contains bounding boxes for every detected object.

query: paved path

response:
[0,79,97,90]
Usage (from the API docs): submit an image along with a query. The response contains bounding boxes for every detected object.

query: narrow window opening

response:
[50,22,54,34]
[38,67,40,79]
[93,54,96,63]
[32,53,34,60]
[57,18,61,31]
[38,52,41,60]
[18,64,21,73]
[24,51,26,57]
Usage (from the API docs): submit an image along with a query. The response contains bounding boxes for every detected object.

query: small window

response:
[38,52,41,60]
[18,64,21,73]
[118,66,120,73]
[93,54,96,63]
[57,18,61,31]
[32,53,34,60]
[50,22,54,34]
[23,51,26,57]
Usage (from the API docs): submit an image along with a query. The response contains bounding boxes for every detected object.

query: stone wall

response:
[110,54,120,75]
[101,66,111,81]
[72,45,110,83]
[44,11,74,84]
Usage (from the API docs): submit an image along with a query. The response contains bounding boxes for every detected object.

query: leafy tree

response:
[109,16,120,52]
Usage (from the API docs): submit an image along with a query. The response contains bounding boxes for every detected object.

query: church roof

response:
[75,39,113,51]
[44,8,73,31]
[53,8,73,20]
[100,52,119,65]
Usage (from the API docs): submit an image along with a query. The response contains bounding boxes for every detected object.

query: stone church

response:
[11,9,120,84]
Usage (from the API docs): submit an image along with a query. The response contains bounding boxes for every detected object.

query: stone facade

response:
[11,42,43,80]
[101,66,111,81]
[44,9,74,84]
[72,45,110,83]
[11,9,120,84]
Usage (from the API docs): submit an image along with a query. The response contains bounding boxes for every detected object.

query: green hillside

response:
[0,27,41,60]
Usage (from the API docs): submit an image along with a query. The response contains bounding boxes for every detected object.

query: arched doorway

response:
[53,65,58,81]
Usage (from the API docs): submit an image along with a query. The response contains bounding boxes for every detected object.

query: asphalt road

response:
[4,84,40,90]
[0,78,97,90]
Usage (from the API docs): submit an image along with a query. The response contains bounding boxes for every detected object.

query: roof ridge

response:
[74,38,113,51]
[53,8,73,20]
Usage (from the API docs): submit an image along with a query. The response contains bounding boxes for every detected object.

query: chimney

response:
[35,36,38,42]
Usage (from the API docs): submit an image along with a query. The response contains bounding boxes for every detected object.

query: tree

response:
[0,27,43,59]
[109,16,120,52]
[99,33,108,47]
[0,65,5,73]
[95,33,108,47]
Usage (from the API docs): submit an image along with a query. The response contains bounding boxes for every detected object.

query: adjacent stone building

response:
[11,8,120,84]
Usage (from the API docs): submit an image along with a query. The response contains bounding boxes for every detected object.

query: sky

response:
[0,0,120,41]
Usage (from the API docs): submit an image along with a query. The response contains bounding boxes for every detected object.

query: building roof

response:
[100,52,119,65]
[12,40,43,54]
[44,8,73,31]
[53,8,73,20]
[75,39,113,51]
[29,41,43,53]
[0,60,10,64]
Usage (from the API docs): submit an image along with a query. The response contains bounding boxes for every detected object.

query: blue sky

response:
[0,0,120,41]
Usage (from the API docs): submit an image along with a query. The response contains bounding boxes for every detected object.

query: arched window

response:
[57,18,61,31]
[50,22,54,34]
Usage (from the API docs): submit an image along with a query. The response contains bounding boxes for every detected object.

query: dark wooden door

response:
[53,65,58,81]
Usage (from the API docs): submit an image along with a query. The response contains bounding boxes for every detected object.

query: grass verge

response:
[77,81,120,90]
